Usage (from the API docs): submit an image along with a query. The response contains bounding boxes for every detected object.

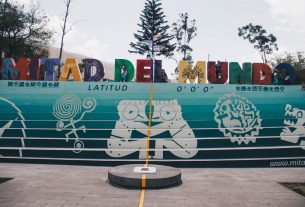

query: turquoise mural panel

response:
[0,80,305,167]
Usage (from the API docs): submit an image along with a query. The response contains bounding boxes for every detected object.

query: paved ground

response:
[0,163,305,207]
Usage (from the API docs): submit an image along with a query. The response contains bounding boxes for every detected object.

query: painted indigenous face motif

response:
[214,93,262,145]
[280,104,305,150]
[106,100,198,159]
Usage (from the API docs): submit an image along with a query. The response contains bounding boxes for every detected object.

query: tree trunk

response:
[261,52,267,64]
[58,0,72,79]
[264,52,268,64]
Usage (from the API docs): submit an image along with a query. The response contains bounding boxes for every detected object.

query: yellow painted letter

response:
[59,58,82,81]
[178,60,206,84]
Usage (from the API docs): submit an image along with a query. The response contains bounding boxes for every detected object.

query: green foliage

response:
[0,0,53,58]
[172,13,197,65]
[78,62,84,74]
[271,51,305,84]
[129,0,175,57]
[281,183,305,198]
[238,23,278,63]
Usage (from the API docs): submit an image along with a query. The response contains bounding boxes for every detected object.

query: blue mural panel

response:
[0,80,305,167]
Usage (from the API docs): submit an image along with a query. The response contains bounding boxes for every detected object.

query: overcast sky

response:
[19,0,305,76]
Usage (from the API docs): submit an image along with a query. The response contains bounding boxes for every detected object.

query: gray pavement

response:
[0,163,305,207]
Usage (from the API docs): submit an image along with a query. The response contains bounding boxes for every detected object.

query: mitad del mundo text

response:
[0,56,305,168]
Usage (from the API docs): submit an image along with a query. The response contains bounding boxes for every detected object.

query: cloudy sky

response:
[18,0,305,76]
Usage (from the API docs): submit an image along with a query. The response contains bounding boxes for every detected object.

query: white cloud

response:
[70,36,110,60]
[265,0,305,17]
[48,15,62,45]
[16,0,305,67]
[64,29,110,61]
[46,14,110,61]
[264,0,305,52]
[265,0,305,33]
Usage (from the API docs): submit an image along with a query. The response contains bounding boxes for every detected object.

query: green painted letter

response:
[229,62,252,84]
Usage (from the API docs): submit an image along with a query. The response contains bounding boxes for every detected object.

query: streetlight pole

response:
[151,35,155,83]
[141,33,161,83]
[151,33,161,83]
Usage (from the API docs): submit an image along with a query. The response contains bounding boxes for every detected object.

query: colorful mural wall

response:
[0,57,300,85]
[1,80,305,167]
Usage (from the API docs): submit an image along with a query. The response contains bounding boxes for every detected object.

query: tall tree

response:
[172,13,197,76]
[172,13,197,63]
[129,0,175,58]
[59,0,73,61]
[238,23,278,63]
[271,51,305,84]
[0,0,53,58]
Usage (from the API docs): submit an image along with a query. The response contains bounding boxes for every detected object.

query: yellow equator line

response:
[145,81,153,167]
[138,82,153,207]
[139,174,147,207]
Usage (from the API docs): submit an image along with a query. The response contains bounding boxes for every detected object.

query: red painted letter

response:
[207,61,228,84]
[252,63,272,85]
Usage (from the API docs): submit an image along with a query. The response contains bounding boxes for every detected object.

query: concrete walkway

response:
[0,163,305,207]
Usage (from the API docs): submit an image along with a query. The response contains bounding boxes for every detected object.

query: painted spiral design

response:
[53,95,82,120]
[82,98,97,112]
